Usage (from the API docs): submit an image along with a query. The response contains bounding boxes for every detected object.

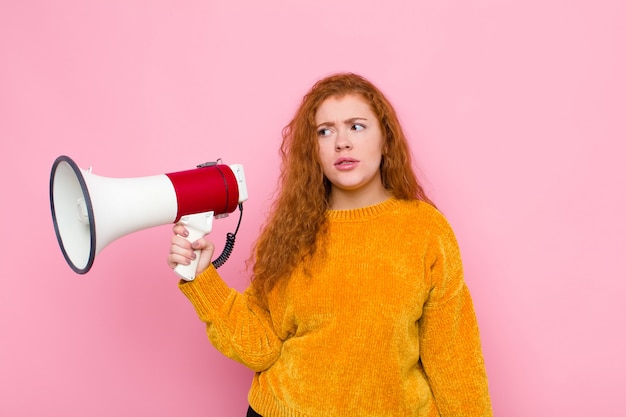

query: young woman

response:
[167,73,492,417]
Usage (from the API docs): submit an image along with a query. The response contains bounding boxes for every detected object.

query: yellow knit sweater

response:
[179,198,492,417]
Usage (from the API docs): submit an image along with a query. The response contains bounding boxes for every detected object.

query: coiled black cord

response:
[212,203,244,269]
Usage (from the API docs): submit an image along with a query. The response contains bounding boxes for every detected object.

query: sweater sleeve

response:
[418,220,493,417]
[178,266,282,372]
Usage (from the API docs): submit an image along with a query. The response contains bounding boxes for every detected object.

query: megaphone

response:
[49,155,248,281]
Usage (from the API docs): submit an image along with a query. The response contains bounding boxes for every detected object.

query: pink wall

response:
[1,1,625,416]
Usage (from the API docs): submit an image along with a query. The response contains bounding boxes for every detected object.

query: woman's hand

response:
[167,223,215,277]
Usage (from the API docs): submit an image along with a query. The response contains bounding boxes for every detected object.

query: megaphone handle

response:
[174,211,215,281]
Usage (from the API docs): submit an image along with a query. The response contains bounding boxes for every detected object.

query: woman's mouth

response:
[334,157,359,170]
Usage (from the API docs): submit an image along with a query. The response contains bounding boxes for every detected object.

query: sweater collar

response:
[325,197,403,222]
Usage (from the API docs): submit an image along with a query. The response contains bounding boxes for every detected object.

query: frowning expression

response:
[315,94,387,205]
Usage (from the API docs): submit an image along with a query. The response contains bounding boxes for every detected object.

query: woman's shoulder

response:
[396,198,448,221]
[393,198,457,238]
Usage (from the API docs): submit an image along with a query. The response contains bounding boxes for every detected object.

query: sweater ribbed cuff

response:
[178,266,232,321]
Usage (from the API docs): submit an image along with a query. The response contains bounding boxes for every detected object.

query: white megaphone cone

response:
[49,155,248,281]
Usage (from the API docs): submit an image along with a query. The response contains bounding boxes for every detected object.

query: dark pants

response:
[247,406,262,417]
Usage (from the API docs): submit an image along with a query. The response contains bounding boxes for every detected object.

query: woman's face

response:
[315,94,388,208]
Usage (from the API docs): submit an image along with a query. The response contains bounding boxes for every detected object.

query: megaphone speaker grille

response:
[50,156,96,274]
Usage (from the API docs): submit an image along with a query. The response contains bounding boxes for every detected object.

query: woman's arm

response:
[179,267,282,372]
[169,224,282,372]
[418,221,492,416]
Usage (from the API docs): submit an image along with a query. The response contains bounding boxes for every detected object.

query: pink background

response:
[1,1,625,416]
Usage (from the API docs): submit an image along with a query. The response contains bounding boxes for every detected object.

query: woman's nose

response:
[335,130,352,150]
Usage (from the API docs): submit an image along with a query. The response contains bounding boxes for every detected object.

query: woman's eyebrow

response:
[316,117,368,128]
[344,117,368,124]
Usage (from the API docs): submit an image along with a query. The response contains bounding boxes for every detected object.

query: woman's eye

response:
[317,128,332,137]
[351,124,365,131]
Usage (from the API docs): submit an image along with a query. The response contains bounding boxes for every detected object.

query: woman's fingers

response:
[172,223,188,237]
[167,234,194,269]
[167,226,215,274]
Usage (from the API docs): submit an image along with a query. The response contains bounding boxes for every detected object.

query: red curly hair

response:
[250,73,434,298]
